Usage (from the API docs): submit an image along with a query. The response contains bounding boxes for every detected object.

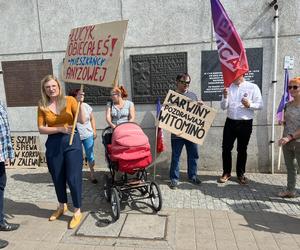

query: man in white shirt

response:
[219,75,263,185]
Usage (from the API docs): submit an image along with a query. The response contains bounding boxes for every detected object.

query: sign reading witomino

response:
[62,20,128,87]
[158,90,217,145]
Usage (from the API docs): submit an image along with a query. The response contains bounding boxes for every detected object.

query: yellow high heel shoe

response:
[69,213,82,229]
[49,204,68,221]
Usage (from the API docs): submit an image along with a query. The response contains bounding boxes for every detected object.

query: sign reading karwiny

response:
[158,90,217,145]
[62,20,128,87]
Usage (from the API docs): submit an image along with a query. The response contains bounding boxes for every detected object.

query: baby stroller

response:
[102,122,162,220]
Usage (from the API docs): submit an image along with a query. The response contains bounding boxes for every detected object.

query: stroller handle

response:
[102,126,113,137]
[102,122,140,136]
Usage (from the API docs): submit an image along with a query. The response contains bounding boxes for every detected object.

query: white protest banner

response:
[62,20,128,87]
[158,90,217,145]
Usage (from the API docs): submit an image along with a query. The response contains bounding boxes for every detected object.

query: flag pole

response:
[277,118,284,170]
[69,84,84,145]
[271,2,279,174]
[153,121,158,181]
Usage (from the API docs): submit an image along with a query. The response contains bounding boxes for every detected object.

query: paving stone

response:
[4,168,300,249]
[236,242,259,250]
[233,230,256,242]
[14,169,293,215]
[76,212,126,237]
[120,214,166,239]
[215,240,238,250]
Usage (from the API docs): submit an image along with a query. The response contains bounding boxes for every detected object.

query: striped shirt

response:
[0,102,14,162]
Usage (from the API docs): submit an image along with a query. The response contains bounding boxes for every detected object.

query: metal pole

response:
[277,120,284,170]
[271,2,279,174]
[153,124,158,181]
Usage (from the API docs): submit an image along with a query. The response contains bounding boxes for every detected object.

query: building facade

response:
[0,0,299,173]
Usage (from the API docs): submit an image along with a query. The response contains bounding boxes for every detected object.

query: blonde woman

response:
[37,75,86,229]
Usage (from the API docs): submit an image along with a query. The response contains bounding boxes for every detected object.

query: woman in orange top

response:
[37,75,86,229]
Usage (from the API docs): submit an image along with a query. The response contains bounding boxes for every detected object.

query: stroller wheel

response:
[149,182,162,212]
[103,175,111,202]
[110,187,120,221]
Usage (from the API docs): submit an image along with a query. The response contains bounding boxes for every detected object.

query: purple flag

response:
[276,69,292,122]
[210,0,249,87]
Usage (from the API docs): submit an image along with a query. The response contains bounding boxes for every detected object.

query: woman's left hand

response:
[76,90,85,103]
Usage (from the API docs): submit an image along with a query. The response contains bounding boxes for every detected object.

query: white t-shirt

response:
[77,103,93,140]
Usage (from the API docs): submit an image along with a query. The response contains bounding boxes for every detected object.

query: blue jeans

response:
[0,162,6,224]
[82,135,95,164]
[170,136,199,181]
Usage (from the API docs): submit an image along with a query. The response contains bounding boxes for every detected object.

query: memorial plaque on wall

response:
[2,59,53,107]
[130,52,187,104]
[201,48,263,101]
[65,83,111,105]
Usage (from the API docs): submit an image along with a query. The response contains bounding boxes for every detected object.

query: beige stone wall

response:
[0,0,299,173]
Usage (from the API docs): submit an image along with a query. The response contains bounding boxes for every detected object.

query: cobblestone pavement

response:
[5,167,300,215]
[3,167,300,249]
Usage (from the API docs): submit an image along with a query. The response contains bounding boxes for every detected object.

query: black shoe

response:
[0,239,8,249]
[237,175,248,185]
[91,178,98,184]
[189,177,201,185]
[0,221,19,231]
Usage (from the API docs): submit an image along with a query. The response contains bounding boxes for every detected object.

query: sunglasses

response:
[111,93,119,96]
[288,85,300,90]
[179,80,190,85]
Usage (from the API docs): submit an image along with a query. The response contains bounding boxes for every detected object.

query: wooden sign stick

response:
[113,58,120,88]
[69,84,84,145]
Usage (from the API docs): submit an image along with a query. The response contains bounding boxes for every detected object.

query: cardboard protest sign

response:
[158,90,217,145]
[9,136,40,167]
[62,20,128,87]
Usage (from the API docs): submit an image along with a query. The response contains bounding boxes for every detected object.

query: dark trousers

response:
[222,118,253,177]
[46,132,83,208]
[0,162,6,223]
[282,141,300,192]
